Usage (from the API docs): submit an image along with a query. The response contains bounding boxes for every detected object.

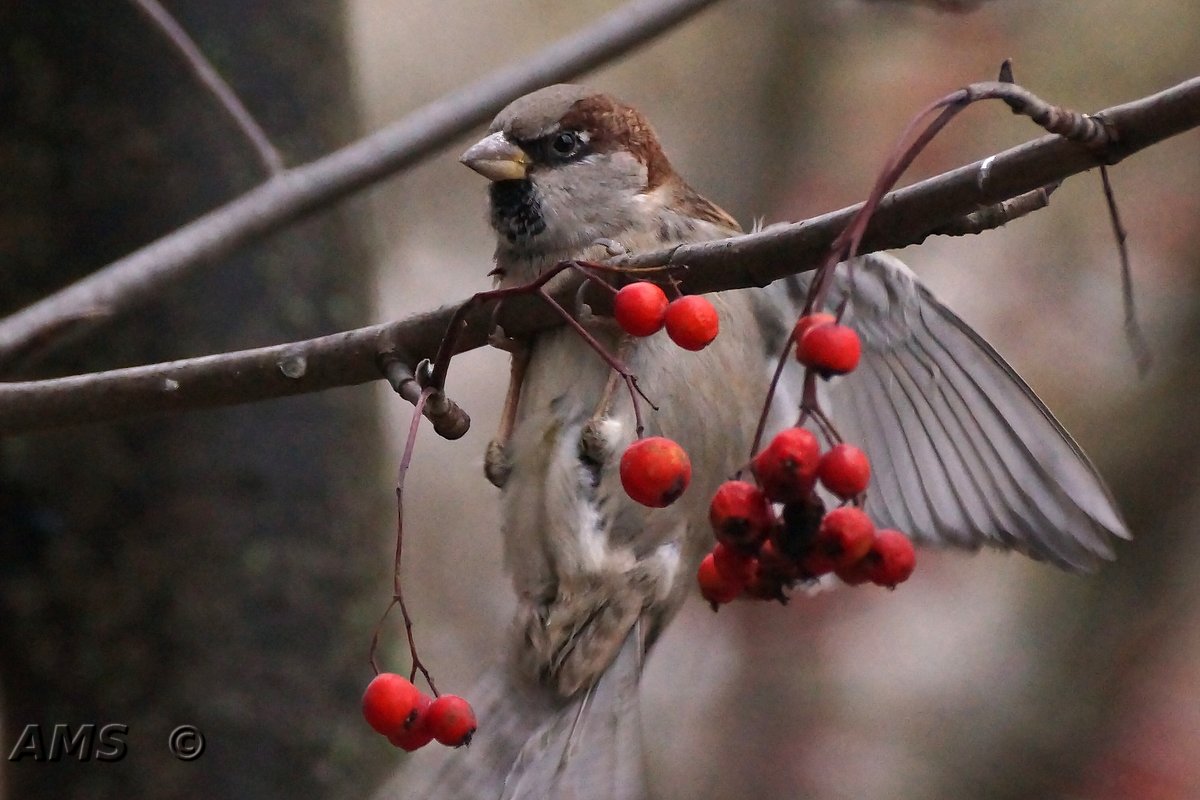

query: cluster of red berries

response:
[695,311,915,604]
[362,673,477,752]
[608,293,916,602]
[612,282,720,507]
[697,427,916,606]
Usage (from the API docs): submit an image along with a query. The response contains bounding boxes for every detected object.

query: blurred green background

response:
[2,1,1198,798]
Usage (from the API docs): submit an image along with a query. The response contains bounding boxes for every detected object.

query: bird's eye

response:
[550,131,581,157]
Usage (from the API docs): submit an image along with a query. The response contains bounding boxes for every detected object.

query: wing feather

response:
[770,254,1129,572]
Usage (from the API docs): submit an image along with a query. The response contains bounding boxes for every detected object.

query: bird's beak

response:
[460,132,530,182]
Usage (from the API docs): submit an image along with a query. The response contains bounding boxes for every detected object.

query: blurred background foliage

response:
[2,1,1198,798]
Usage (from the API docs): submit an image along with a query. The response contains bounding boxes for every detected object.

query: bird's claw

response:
[593,238,627,258]
[484,438,512,489]
[579,418,613,465]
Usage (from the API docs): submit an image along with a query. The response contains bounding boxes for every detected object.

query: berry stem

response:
[427,259,669,406]
[666,273,684,301]
[427,260,582,391]
[367,385,442,696]
[367,600,393,676]
[573,263,622,295]
[802,96,965,320]
[795,369,843,446]
[534,285,654,436]
[750,335,795,460]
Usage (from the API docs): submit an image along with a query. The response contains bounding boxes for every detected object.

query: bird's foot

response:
[484,438,512,489]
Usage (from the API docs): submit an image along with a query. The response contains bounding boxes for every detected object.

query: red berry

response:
[792,312,836,351]
[698,552,742,606]
[818,443,871,499]
[425,694,477,747]
[800,548,837,578]
[833,557,873,586]
[388,725,434,751]
[664,295,719,351]
[620,437,692,507]
[756,537,800,583]
[711,541,758,586]
[743,573,788,602]
[752,428,821,502]
[613,282,669,337]
[708,480,774,548]
[388,694,434,751]
[747,539,806,600]
[864,529,916,588]
[797,322,861,376]
[362,673,421,736]
[815,507,875,568]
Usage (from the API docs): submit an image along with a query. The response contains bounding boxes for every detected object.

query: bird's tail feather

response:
[379,623,648,800]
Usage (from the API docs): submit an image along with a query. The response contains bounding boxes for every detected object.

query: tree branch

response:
[128,0,285,175]
[927,184,1058,237]
[2,75,1197,435]
[0,0,723,365]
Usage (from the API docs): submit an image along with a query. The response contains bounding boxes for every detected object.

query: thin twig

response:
[806,96,965,314]
[750,335,794,461]
[423,256,659,439]
[368,600,397,675]
[927,183,1060,237]
[1099,166,1154,376]
[127,0,284,175]
[0,0,723,363]
[980,80,1112,146]
[534,285,656,434]
[426,261,586,392]
[393,386,439,695]
[427,261,657,426]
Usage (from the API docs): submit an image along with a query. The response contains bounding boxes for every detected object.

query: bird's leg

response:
[485,326,529,489]
[575,245,644,463]
[580,334,634,465]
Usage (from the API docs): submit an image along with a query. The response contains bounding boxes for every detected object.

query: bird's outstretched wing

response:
[763,253,1130,571]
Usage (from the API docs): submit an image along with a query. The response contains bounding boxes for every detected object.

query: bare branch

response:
[927,183,1059,237]
[1099,166,1154,376]
[0,0,722,365]
[965,80,1112,146]
[128,0,285,175]
[1,74,1198,435]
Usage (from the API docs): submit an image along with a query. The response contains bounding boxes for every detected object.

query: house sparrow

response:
[393,84,1129,800]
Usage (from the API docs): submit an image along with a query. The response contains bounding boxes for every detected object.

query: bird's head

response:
[461,85,734,277]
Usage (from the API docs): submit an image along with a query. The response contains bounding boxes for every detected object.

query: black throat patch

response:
[489,180,546,244]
